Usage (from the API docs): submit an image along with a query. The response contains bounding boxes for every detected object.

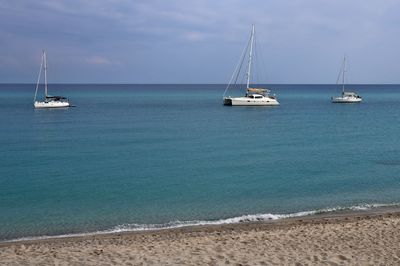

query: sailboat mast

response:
[342,55,346,94]
[246,25,255,90]
[44,50,48,97]
[34,52,44,102]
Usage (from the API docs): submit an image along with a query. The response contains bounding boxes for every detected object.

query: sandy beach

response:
[1,209,400,265]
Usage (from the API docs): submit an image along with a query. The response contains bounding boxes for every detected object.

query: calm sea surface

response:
[1,84,400,241]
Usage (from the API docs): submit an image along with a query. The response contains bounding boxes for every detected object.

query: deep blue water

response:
[1,84,400,241]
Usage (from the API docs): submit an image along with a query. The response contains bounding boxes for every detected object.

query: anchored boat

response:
[331,56,362,103]
[223,25,279,106]
[34,50,70,108]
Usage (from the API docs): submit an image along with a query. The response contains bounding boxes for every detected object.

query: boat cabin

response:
[342,92,361,98]
[45,96,69,103]
[246,93,264,99]
[246,88,270,96]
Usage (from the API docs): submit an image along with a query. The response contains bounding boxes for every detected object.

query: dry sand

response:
[1,210,400,265]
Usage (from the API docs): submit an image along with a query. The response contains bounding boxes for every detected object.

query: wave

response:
[3,202,399,243]
[109,202,398,232]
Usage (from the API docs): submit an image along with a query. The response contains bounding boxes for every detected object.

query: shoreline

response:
[1,206,400,264]
[1,205,399,246]
[0,204,398,245]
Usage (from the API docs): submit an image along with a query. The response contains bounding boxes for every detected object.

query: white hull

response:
[224,96,279,106]
[34,101,70,108]
[331,97,362,103]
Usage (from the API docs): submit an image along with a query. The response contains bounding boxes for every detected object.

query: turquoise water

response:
[1,84,400,241]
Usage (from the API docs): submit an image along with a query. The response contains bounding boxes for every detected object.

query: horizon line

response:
[2,83,400,85]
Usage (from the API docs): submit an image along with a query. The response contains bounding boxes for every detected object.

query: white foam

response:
[3,202,399,243]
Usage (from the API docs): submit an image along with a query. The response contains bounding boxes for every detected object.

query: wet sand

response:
[1,208,400,265]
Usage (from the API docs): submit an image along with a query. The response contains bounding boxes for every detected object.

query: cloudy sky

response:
[1,0,400,83]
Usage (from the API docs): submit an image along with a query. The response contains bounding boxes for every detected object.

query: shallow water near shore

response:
[1,84,400,241]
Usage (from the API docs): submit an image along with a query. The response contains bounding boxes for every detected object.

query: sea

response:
[1,84,400,242]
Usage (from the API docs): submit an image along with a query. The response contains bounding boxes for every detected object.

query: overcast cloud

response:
[1,0,399,83]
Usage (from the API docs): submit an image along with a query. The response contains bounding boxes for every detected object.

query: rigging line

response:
[246,25,255,89]
[253,33,258,85]
[235,30,253,87]
[233,37,250,86]
[34,52,44,102]
[44,50,48,97]
[254,33,261,86]
[239,66,246,85]
[335,57,345,85]
[343,55,347,86]
[223,31,252,97]
[237,57,247,88]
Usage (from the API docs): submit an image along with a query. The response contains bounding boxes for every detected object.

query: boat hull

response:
[34,101,70,108]
[224,97,279,106]
[331,97,362,103]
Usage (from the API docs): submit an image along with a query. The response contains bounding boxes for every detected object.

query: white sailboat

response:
[34,50,70,108]
[331,56,362,103]
[223,25,279,106]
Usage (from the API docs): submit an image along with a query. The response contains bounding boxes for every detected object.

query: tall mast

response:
[43,50,48,97]
[246,25,255,89]
[34,51,44,102]
[342,55,346,94]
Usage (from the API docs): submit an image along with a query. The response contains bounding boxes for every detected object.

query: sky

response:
[1,0,400,84]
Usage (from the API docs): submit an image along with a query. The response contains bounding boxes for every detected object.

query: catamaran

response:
[34,50,70,108]
[331,56,362,103]
[223,25,279,106]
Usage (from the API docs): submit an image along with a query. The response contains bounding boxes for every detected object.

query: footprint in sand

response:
[336,254,348,261]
